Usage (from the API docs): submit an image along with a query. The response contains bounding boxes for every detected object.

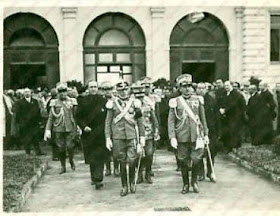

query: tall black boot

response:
[68,148,75,171]
[129,161,136,193]
[59,151,66,174]
[176,156,181,171]
[114,159,120,177]
[120,162,128,196]
[105,161,111,176]
[145,155,153,184]
[181,165,190,194]
[191,164,200,193]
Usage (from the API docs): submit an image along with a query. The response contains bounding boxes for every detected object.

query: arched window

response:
[83,13,146,84]
[170,13,229,83]
[4,13,59,89]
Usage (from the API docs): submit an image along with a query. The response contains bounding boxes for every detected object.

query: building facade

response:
[3,3,280,89]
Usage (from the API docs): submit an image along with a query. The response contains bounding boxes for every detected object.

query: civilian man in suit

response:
[258,81,276,144]
[15,88,44,155]
[196,82,219,183]
[219,81,246,152]
[247,84,262,146]
[168,74,209,194]
[44,83,77,174]
[105,80,145,196]
[76,80,107,189]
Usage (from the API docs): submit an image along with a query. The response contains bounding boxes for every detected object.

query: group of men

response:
[3,73,279,196]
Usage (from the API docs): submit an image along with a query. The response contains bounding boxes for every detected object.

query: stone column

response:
[150,7,169,81]
[234,7,244,82]
[61,7,81,82]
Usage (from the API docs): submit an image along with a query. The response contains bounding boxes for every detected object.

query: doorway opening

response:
[182,62,215,83]
[10,63,46,89]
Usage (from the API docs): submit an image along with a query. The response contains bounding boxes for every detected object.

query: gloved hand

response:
[154,129,160,141]
[84,126,92,133]
[106,138,113,151]
[204,135,209,145]
[136,144,144,156]
[171,138,178,149]
[44,130,51,141]
[140,136,146,147]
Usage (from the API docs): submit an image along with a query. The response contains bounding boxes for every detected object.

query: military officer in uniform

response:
[99,81,120,177]
[168,74,209,194]
[44,83,77,174]
[131,81,160,184]
[105,80,145,196]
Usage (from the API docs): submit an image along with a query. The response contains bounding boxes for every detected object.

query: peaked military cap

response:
[176,74,192,86]
[56,82,68,92]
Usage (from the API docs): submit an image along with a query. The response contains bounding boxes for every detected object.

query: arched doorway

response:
[4,13,59,89]
[170,12,229,83]
[83,12,146,84]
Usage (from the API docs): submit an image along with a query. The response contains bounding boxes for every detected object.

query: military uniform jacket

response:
[45,97,76,133]
[105,96,145,140]
[168,95,208,143]
[142,95,159,140]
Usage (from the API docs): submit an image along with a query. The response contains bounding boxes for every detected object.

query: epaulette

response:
[106,100,113,109]
[169,98,177,108]
[70,97,78,106]
[49,99,57,107]
[134,98,142,109]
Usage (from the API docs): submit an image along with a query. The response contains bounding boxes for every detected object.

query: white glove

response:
[44,130,51,141]
[140,136,146,147]
[136,144,144,156]
[170,138,178,149]
[84,126,92,133]
[154,129,160,141]
[106,138,113,151]
[219,108,225,115]
[204,135,209,145]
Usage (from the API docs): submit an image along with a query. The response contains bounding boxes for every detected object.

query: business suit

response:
[15,97,42,155]
[77,94,107,184]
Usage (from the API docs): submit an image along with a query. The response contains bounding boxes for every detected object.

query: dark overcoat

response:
[221,89,246,149]
[77,94,107,164]
[247,93,262,145]
[258,90,276,144]
[14,98,41,145]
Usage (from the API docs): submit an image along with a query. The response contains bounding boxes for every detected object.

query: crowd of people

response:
[3,74,280,196]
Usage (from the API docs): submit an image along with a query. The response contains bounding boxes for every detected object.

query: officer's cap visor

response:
[57,88,67,93]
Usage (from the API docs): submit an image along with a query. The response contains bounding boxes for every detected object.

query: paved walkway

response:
[22,149,280,213]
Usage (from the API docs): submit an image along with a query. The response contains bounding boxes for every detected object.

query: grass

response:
[234,144,280,175]
[3,154,42,212]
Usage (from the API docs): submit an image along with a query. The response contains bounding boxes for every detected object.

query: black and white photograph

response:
[2,0,280,214]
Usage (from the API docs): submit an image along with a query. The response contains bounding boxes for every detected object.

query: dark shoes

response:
[36,152,46,156]
[150,171,155,177]
[70,160,76,171]
[137,173,143,184]
[176,167,181,172]
[145,174,153,184]
[130,183,136,193]
[114,168,120,177]
[95,182,104,190]
[198,175,205,181]
[181,185,190,194]
[120,186,128,196]
[207,173,216,183]
[192,182,200,193]
[59,167,66,174]
[105,169,111,176]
